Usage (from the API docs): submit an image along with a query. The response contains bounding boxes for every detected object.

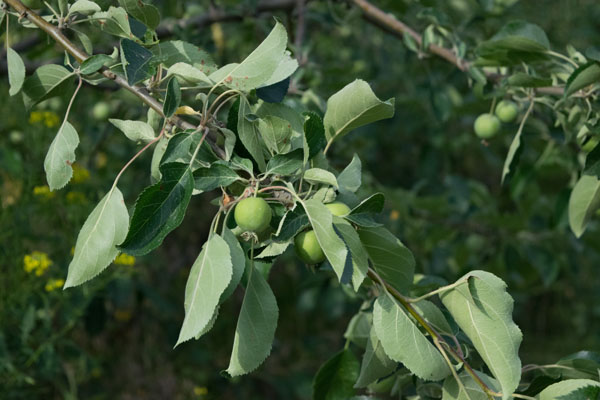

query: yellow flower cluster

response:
[71,164,90,184]
[33,185,55,199]
[23,251,53,276]
[193,386,208,396]
[45,278,65,292]
[114,309,132,321]
[29,111,60,128]
[66,191,87,203]
[114,253,136,266]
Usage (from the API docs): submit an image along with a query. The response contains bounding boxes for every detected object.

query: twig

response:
[3,0,226,158]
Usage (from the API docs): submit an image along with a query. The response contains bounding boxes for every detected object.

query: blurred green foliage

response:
[1,0,599,398]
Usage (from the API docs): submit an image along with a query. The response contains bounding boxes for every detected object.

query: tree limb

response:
[352,0,572,97]
[3,0,226,158]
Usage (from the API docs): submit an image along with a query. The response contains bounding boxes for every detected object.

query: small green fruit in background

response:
[495,100,519,123]
[474,113,501,139]
[234,197,272,232]
[325,201,351,216]
[294,230,326,264]
[92,101,111,121]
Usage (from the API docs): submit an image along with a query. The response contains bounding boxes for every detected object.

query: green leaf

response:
[195,305,220,340]
[220,227,246,303]
[304,111,326,160]
[226,265,278,377]
[193,164,240,192]
[538,380,600,400]
[334,217,368,290]
[274,207,309,242]
[92,7,132,39]
[237,97,266,171]
[161,131,216,166]
[209,22,289,91]
[150,136,168,183]
[109,119,155,142]
[558,385,600,400]
[118,162,193,256]
[7,48,25,96]
[265,148,304,176]
[44,121,80,191]
[502,122,525,184]
[355,327,396,388]
[507,72,552,88]
[346,193,384,227]
[413,300,453,335]
[304,168,338,188]
[64,188,129,288]
[565,62,600,97]
[313,349,360,400]
[373,294,451,381]
[256,242,290,259]
[440,271,522,400]
[163,77,181,118]
[177,234,232,345]
[258,115,293,154]
[165,62,213,86]
[118,0,160,29]
[323,79,395,143]
[22,64,73,108]
[442,370,499,400]
[68,0,101,16]
[120,39,154,85]
[260,50,298,87]
[80,54,111,75]
[337,154,362,193]
[557,351,600,380]
[302,199,348,282]
[256,77,290,103]
[344,312,372,348]
[358,226,415,295]
[568,174,600,238]
[152,41,217,74]
[477,20,550,64]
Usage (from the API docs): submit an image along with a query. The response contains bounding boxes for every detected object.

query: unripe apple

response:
[92,101,111,121]
[495,100,519,123]
[474,113,501,139]
[294,230,326,264]
[234,197,272,232]
[325,201,351,216]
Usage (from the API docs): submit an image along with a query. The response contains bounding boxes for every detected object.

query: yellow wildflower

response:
[43,111,60,128]
[95,152,108,169]
[28,111,60,128]
[114,309,132,321]
[33,185,55,199]
[66,191,87,203]
[390,210,400,221]
[193,386,208,396]
[114,253,135,266]
[23,251,53,276]
[45,278,65,292]
[71,164,90,184]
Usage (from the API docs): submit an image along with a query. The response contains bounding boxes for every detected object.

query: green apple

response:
[325,201,351,216]
[234,197,272,232]
[294,230,326,264]
[495,100,519,123]
[474,113,501,139]
[92,101,111,121]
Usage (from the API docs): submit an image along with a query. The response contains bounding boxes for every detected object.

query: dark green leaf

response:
[313,349,360,400]
[118,162,193,256]
[120,39,154,85]
[304,111,326,159]
[118,0,160,30]
[346,193,384,227]
[193,164,240,192]
[22,64,74,108]
[163,77,181,118]
[256,77,290,103]
[565,62,600,97]
[507,72,552,88]
[275,207,310,242]
[265,148,304,176]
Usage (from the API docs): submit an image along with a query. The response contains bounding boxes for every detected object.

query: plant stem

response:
[2,0,226,158]
[366,268,497,397]
[405,277,469,303]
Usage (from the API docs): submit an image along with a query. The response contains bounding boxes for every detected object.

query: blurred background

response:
[1,0,600,398]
